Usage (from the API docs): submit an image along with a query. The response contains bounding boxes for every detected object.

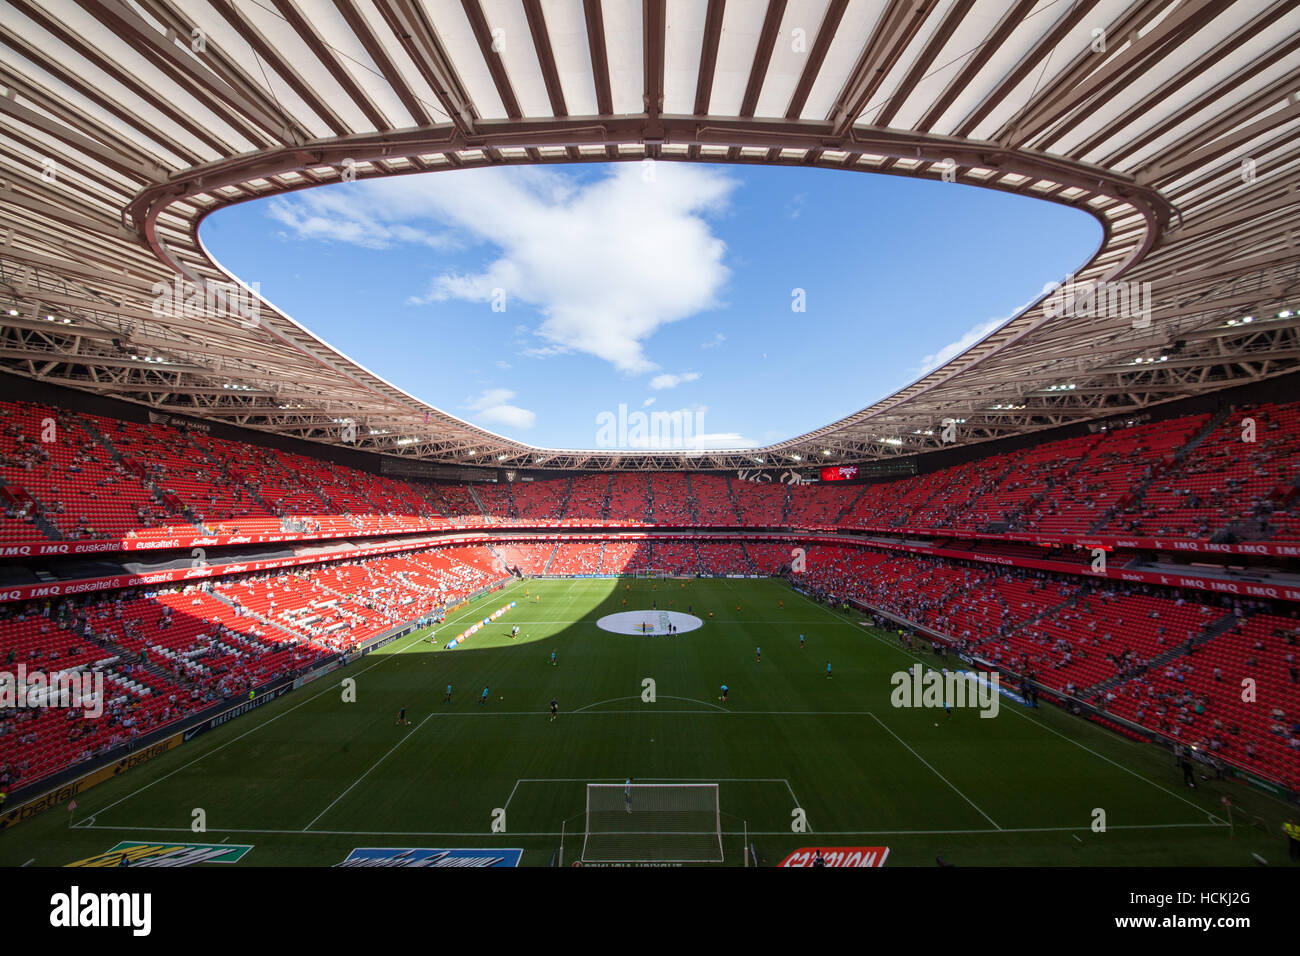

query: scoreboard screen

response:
[820,465,859,482]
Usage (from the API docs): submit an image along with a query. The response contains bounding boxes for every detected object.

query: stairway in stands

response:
[0,476,63,540]
[558,477,575,517]
[1087,407,1233,534]
[1082,610,1240,698]
[995,449,1103,533]
[209,588,312,644]
[77,413,187,528]
[721,476,745,523]
[597,474,613,520]
[834,483,870,525]
[737,541,759,574]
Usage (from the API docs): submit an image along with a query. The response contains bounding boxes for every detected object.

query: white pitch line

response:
[503,777,802,814]
[783,778,801,809]
[502,779,523,811]
[420,709,879,716]
[573,695,728,713]
[305,580,586,829]
[998,701,1224,823]
[869,712,1001,830]
[782,777,812,833]
[73,821,1226,837]
[506,776,793,784]
[788,587,1227,824]
[502,620,821,626]
[303,708,439,831]
[81,580,526,823]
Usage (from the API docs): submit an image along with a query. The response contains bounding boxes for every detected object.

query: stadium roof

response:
[0,0,1297,471]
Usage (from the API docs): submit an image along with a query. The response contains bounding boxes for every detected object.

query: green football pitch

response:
[5,577,1295,867]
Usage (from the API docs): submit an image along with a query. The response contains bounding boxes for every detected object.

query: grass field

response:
[5,577,1296,867]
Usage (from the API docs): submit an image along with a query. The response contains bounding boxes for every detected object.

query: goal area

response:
[581,783,723,863]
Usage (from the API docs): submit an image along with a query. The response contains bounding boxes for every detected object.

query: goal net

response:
[581,783,723,863]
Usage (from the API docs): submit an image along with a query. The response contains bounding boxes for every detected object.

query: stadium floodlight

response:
[581,783,723,863]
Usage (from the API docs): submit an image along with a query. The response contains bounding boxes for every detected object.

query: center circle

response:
[595,610,704,636]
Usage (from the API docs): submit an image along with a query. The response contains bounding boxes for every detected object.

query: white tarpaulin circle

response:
[596,610,704,636]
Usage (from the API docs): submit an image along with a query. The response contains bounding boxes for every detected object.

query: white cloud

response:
[911,313,1014,376]
[642,397,656,407]
[271,164,736,374]
[649,371,701,390]
[701,332,726,349]
[464,388,535,430]
[266,190,454,250]
[689,432,759,449]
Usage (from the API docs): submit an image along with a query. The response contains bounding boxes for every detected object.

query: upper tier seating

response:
[5,398,1300,544]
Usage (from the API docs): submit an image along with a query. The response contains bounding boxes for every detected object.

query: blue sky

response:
[201,161,1100,450]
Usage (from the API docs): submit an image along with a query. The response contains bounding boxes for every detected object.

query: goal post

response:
[581,783,723,863]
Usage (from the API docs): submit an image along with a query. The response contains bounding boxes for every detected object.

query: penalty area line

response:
[573,695,727,713]
[869,712,1001,831]
[302,707,440,831]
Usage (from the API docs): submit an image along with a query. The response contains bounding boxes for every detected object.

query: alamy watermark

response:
[1042,273,1152,328]
[151,275,261,328]
[595,403,705,449]
[890,665,1000,718]
[0,664,104,718]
